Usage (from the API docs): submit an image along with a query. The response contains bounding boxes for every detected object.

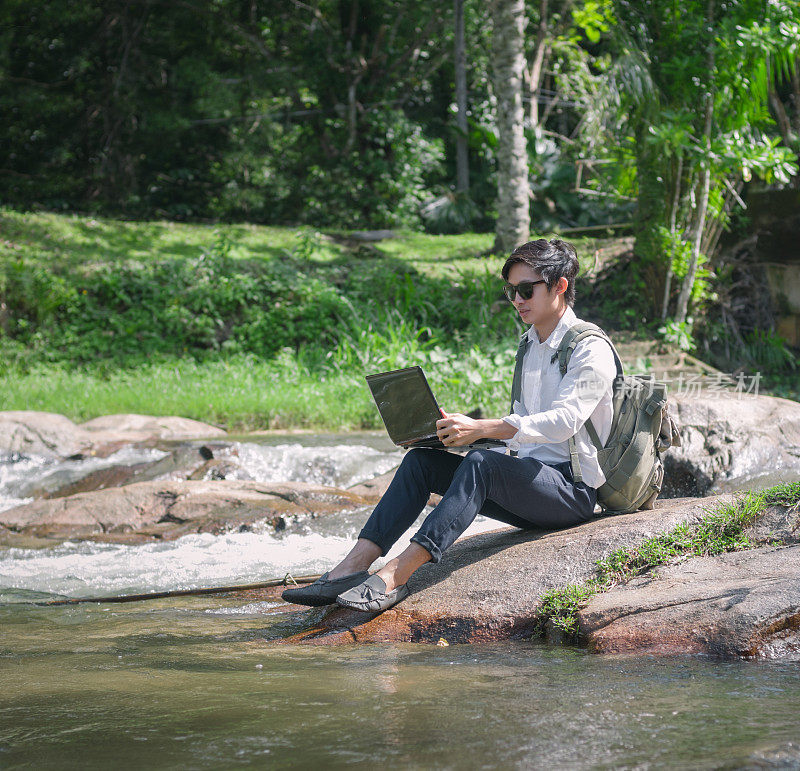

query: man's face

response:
[506,262,564,328]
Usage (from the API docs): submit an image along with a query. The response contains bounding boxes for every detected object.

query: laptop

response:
[365,366,506,450]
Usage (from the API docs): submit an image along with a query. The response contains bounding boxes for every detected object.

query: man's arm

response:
[436,337,615,448]
[436,411,518,447]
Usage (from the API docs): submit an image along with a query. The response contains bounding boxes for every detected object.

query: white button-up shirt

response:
[501,306,616,489]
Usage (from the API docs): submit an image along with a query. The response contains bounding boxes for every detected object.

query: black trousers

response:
[358,447,597,563]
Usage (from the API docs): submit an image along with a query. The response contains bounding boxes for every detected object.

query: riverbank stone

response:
[13,444,232,501]
[0,412,89,459]
[0,480,370,546]
[0,411,227,460]
[662,392,800,497]
[81,414,227,449]
[577,544,800,659]
[280,495,733,645]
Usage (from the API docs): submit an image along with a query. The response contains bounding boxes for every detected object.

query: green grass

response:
[0,356,374,431]
[536,482,800,638]
[0,207,609,279]
[0,349,513,431]
[0,209,625,428]
[0,208,499,272]
[0,209,307,268]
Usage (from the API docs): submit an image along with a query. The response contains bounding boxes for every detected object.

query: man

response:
[283,238,617,612]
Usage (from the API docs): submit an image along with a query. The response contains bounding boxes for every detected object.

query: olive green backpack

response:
[511,321,681,514]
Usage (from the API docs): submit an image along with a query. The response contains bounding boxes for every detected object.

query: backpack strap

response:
[507,331,532,458]
[509,330,531,413]
[550,322,624,484]
[552,322,624,382]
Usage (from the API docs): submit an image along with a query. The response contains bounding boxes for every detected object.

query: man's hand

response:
[436,409,518,447]
[436,410,481,447]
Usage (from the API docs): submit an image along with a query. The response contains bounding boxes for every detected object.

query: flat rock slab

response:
[0,411,226,459]
[0,480,369,546]
[663,393,800,496]
[577,545,800,659]
[282,495,732,645]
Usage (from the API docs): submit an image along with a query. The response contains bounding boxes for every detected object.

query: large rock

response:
[577,545,800,659]
[282,496,733,645]
[662,392,800,497]
[13,444,231,501]
[31,444,228,498]
[0,411,226,460]
[0,479,370,546]
[80,414,226,446]
[0,412,89,459]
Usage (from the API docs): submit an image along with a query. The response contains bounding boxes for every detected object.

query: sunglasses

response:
[503,279,547,301]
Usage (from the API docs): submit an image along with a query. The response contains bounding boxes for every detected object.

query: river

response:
[2,437,800,768]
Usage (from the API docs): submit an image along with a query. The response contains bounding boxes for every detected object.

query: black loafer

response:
[336,574,409,613]
[281,570,371,607]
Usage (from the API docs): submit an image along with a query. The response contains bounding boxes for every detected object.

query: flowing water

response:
[2,437,800,768]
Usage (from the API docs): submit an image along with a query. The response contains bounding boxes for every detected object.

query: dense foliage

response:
[2,0,799,364]
[1,0,645,231]
[0,215,523,370]
[1,1,456,226]
[609,0,799,327]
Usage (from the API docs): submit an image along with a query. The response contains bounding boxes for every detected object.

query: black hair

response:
[501,238,579,307]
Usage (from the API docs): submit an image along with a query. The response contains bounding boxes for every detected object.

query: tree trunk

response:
[675,0,715,324]
[661,152,683,320]
[527,0,549,128]
[454,0,469,193]
[791,59,800,138]
[674,167,710,323]
[492,0,530,254]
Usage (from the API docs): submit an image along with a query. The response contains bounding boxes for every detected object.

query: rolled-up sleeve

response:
[502,338,616,447]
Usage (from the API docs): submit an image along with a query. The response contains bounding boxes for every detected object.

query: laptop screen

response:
[366,367,441,446]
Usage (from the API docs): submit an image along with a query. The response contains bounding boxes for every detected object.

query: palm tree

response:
[492,0,530,253]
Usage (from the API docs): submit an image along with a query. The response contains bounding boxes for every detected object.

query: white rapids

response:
[0,440,504,601]
[0,447,169,513]
[0,513,503,601]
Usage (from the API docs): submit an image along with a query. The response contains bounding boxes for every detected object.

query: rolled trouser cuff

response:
[410,532,441,564]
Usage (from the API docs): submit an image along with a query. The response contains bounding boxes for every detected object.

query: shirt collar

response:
[526,305,577,349]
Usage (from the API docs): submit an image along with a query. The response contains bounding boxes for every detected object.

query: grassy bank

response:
[4,209,794,427]
[1,209,624,428]
[536,481,800,638]
[0,350,515,432]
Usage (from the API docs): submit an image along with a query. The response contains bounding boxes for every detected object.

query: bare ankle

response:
[328,556,373,579]
[326,539,382,580]
[376,543,431,591]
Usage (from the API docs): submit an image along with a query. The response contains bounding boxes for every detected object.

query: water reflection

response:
[3,433,800,767]
[3,593,800,769]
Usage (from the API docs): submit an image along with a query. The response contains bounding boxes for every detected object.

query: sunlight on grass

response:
[1,348,513,431]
